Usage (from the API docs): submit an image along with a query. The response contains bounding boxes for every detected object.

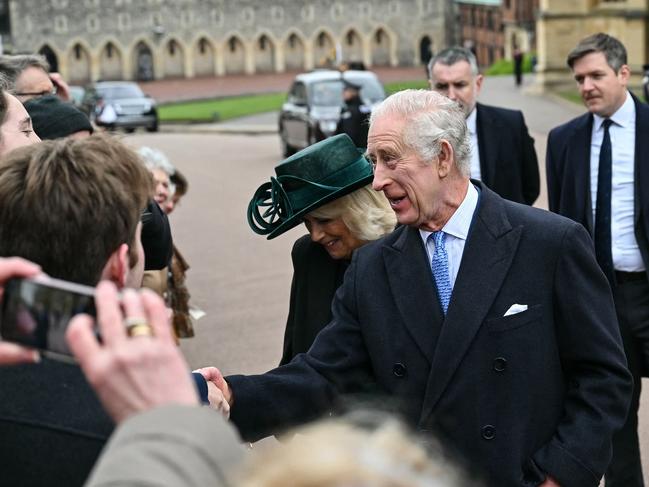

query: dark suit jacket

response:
[476,103,540,205]
[280,235,349,365]
[546,94,649,279]
[228,183,631,487]
[0,359,114,487]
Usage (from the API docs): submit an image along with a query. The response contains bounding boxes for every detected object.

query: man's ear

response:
[618,64,630,85]
[475,73,484,95]
[437,140,455,178]
[99,243,129,289]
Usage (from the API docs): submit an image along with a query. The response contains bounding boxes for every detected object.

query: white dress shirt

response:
[590,91,644,272]
[466,108,482,181]
[420,183,479,288]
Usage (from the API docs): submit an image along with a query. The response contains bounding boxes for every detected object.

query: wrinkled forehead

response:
[15,66,53,92]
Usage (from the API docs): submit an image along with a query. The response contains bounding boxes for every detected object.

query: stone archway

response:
[163,38,185,78]
[99,42,123,80]
[313,30,335,68]
[342,29,363,65]
[224,36,246,74]
[193,37,215,77]
[284,33,306,71]
[371,28,391,66]
[67,42,91,83]
[419,36,433,65]
[38,45,59,72]
[133,41,154,81]
[254,34,276,73]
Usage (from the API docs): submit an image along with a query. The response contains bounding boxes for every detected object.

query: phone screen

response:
[0,276,96,356]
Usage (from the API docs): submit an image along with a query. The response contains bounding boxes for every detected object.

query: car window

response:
[345,76,385,104]
[310,81,344,106]
[97,84,144,100]
[288,82,307,105]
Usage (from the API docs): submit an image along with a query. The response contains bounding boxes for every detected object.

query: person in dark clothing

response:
[0,135,152,487]
[336,81,372,148]
[247,134,395,365]
[513,48,524,87]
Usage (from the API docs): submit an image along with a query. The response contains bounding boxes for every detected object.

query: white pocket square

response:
[504,304,528,317]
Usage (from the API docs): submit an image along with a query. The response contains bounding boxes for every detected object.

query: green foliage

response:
[484,53,535,76]
[384,79,429,94]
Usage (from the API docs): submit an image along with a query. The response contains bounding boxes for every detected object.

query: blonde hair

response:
[308,184,396,242]
[238,415,466,487]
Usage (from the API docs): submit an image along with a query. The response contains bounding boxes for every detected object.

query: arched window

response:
[74,44,82,60]
[318,32,327,48]
[229,37,238,52]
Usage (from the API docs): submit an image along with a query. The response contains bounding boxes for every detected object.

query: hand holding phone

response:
[0,275,96,358]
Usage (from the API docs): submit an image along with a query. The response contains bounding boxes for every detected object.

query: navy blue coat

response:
[228,183,631,487]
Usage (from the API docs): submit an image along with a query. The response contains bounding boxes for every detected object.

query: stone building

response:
[502,0,538,60]
[6,0,455,83]
[537,0,648,89]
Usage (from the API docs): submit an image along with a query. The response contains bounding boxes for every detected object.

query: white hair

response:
[137,146,176,176]
[369,90,471,177]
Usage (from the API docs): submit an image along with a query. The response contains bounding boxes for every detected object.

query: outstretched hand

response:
[195,366,233,407]
[66,282,199,424]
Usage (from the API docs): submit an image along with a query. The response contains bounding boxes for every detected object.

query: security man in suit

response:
[546,33,649,487]
[198,89,632,487]
[428,47,539,205]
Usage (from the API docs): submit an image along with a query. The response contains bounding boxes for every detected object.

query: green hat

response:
[247,134,373,240]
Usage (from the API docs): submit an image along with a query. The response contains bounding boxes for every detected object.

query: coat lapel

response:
[476,103,499,187]
[568,115,594,233]
[632,96,649,273]
[383,226,443,364]
[420,184,522,423]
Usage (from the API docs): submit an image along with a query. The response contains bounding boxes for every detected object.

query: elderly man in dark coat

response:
[198,89,631,487]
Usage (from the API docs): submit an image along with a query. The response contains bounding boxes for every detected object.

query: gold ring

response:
[125,318,154,338]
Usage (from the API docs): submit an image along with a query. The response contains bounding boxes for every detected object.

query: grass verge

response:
[158,79,431,123]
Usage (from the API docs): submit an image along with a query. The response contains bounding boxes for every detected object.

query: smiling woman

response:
[247,134,396,364]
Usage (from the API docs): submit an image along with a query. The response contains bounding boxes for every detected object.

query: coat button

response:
[481,425,496,440]
[493,357,507,372]
[393,363,406,377]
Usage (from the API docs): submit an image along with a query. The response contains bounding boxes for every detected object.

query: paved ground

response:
[124,71,647,481]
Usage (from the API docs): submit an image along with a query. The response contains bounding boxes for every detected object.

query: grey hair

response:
[0,54,50,92]
[137,146,176,176]
[427,47,479,80]
[567,33,627,72]
[308,184,396,242]
[369,89,471,177]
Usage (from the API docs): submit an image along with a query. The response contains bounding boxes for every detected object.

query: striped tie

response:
[429,231,452,314]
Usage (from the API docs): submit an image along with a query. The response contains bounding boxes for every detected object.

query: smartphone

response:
[0,275,96,358]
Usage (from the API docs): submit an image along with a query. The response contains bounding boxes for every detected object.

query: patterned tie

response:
[595,119,615,284]
[429,231,452,314]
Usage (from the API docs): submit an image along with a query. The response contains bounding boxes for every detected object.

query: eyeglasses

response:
[15,87,57,98]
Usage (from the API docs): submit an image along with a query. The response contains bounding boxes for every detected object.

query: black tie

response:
[595,119,614,284]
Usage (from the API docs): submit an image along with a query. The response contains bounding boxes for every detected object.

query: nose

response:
[372,162,388,192]
[308,222,326,243]
[446,86,458,101]
[582,77,594,92]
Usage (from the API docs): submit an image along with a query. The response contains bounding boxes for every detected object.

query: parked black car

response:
[80,81,158,133]
[278,70,385,156]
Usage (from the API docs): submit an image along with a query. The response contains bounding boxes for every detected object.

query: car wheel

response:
[146,118,159,133]
[280,126,296,157]
[125,128,136,134]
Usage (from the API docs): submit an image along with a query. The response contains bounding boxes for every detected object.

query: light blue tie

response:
[429,231,452,314]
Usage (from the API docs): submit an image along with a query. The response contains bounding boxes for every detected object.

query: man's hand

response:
[195,366,233,406]
[49,73,71,102]
[0,257,41,365]
[206,381,230,419]
[66,282,200,424]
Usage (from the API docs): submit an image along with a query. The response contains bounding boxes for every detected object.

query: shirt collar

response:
[419,182,479,243]
[593,91,634,131]
[466,107,477,135]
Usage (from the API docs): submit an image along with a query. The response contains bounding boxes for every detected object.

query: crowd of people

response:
[0,31,645,487]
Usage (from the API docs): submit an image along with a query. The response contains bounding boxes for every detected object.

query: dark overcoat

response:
[476,103,540,205]
[228,183,631,487]
[280,235,349,366]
